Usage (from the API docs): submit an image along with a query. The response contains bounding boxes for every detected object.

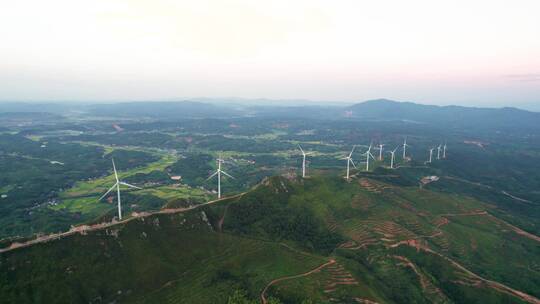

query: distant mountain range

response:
[1,99,538,130]
[86,101,238,119]
[344,99,540,130]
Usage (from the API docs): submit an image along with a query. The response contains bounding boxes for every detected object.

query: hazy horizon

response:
[1,0,539,109]
[1,97,539,112]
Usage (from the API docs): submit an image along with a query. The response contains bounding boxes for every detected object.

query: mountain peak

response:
[345,99,539,129]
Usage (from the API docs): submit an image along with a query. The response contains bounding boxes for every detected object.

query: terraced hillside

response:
[1,174,539,303]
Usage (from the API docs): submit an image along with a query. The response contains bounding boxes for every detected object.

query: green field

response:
[2,102,540,303]
[1,172,539,304]
[59,153,178,199]
[49,153,212,220]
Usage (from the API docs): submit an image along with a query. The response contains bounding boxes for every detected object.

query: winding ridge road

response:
[0,192,246,254]
[260,259,336,304]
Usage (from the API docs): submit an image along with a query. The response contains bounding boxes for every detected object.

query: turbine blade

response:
[112,158,119,182]
[206,171,218,180]
[119,182,142,189]
[348,145,356,157]
[99,183,118,201]
[350,159,357,169]
[221,170,235,179]
[298,145,305,155]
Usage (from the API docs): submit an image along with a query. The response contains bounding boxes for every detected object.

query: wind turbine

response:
[387,146,399,169]
[402,137,411,160]
[362,144,376,171]
[99,159,141,220]
[298,145,312,178]
[443,142,447,159]
[342,146,357,180]
[428,148,435,163]
[207,157,234,199]
[377,143,385,161]
[437,144,442,160]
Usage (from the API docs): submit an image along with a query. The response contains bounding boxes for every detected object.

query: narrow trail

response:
[438,211,488,217]
[501,191,534,204]
[393,255,448,301]
[390,242,540,304]
[436,210,540,244]
[216,205,229,232]
[0,192,246,254]
[485,213,540,243]
[442,176,494,189]
[260,259,336,304]
[443,176,536,205]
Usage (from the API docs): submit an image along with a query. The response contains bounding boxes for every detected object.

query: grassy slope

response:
[220,175,539,303]
[0,210,325,304]
[50,153,210,221]
[1,174,539,304]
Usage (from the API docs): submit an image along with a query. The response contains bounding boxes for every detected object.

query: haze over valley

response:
[1,1,539,303]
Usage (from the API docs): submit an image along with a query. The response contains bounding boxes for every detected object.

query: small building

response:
[170,176,182,181]
[420,176,440,185]
[1,194,7,199]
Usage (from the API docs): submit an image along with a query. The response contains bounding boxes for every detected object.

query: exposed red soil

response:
[485,213,540,243]
[432,217,450,228]
[354,298,380,304]
[1,192,247,253]
[260,259,336,304]
[393,255,448,300]
[390,241,540,304]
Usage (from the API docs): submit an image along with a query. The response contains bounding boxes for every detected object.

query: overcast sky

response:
[1,0,539,108]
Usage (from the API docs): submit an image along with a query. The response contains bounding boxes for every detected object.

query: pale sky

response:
[1,0,539,108]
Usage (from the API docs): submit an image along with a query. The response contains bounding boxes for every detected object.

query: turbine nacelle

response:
[98,159,142,221]
[362,144,376,171]
[298,145,313,178]
[343,146,357,180]
[207,157,234,199]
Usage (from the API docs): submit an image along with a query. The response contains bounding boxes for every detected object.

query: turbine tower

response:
[402,137,411,160]
[207,157,234,199]
[362,144,376,171]
[298,145,312,178]
[443,142,447,159]
[428,148,435,163]
[99,159,141,220]
[437,144,442,160]
[388,146,399,169]
[377,143,385,161]
[342,146,357,180]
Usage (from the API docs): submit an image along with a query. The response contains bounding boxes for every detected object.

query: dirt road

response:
[0,192,246,254]
[391,242,540,304]
[260,259,336,304]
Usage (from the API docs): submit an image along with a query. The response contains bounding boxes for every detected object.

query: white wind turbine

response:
[377,143,385,161]
[342,146,357,180]
[437,144,442,160]
[298,145,313,178]
[402,137,411,160]
[428,148,435,163]
[99,159,142,221]
[207,157,234,199]
[362,144,376,171]
[443,142,447,159]
[387,146,399,169]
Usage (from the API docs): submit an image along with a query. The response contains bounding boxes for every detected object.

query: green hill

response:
[1,174,539,303]
[346,99,540,131]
